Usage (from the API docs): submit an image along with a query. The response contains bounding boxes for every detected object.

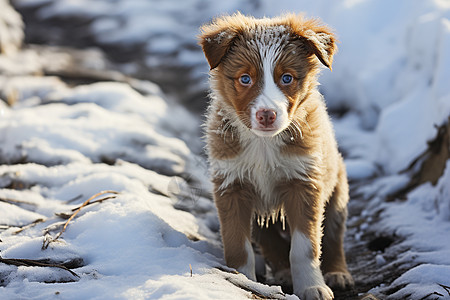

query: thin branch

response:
[1,219,45,233]
[438,283,450,296]
[13,218,46,235]
[55,196,117,219]
[57,190,118,238]
[0,197,37,206]
[214,266,239,275]
[0,255,80,278]
[70,195,117,211]
[224,275,285,299]
[418,292,443,300]
[213,267,284,299]
[66,194,83,204]
[54,212,73,220]
[42,190,119,249]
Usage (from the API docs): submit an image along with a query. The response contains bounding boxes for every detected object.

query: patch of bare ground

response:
[338,118,450,300]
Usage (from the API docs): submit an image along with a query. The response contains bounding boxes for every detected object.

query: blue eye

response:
[239,74,252,85]
[281,74,293,84]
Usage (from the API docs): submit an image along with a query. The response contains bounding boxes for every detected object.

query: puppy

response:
[199,13,353,300]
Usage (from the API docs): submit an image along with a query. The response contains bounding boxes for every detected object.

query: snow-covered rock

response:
[0,0,23,54]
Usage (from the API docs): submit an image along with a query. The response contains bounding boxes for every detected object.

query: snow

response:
[375,254,386,266]
[389,264,450,300]
[2,0,450,299]
[0,0,23,55]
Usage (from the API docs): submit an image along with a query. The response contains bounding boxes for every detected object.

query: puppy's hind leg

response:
[321,160,354,290]
[253,221,291,286]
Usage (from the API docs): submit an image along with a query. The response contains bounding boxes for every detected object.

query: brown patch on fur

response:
[216,37,262,126]
[198,28,236,70]
[284,16,338,70]
[199,13,261,70]
[206,106,242,160]
[212,178,256,270]
[274,41,321,119]
[280,100,324,157]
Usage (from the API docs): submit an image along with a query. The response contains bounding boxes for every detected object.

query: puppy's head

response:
[199,13,337,137]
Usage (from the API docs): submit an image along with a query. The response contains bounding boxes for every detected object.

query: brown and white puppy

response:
[199,13,353,300]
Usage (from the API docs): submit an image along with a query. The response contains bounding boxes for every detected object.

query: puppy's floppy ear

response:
[303,28,337,70]
[198,18,239,70]
[288,15,337,70]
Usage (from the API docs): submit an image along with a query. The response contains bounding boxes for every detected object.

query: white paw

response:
[300,285,334,300]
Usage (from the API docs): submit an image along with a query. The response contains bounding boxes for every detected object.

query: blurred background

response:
[4,0,449,175]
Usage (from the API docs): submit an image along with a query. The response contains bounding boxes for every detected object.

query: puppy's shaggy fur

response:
[199,13,353,300]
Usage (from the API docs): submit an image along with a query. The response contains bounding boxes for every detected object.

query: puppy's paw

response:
[301,285,334,300]
[324,271,354,290]
[273,268,292,286]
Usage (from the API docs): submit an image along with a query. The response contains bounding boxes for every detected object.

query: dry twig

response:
[66,194,83,203]
[438,283,450,296]
[0,197,37,207]
[224,275,285,299]
[0,255,80,278]
[1,219,45,234]
[42,190,119,249]
[213,267,284,299]
[70,195,117,211]
[13,218,45,235]
[55,195,117,219]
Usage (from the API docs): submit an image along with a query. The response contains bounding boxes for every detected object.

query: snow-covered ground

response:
[0,50,286,299]
[1,0,450,299]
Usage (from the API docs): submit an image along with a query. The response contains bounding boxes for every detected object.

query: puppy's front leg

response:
[213,179,256,280]
[283,180,333,300]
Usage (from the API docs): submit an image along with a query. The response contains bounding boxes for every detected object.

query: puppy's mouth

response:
[254,126,276,131]
[251,126,281,137]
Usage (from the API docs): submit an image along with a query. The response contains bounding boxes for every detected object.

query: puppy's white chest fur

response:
[211,129,315,213]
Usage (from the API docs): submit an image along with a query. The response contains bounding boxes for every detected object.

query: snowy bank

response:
[0,70,288,298]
